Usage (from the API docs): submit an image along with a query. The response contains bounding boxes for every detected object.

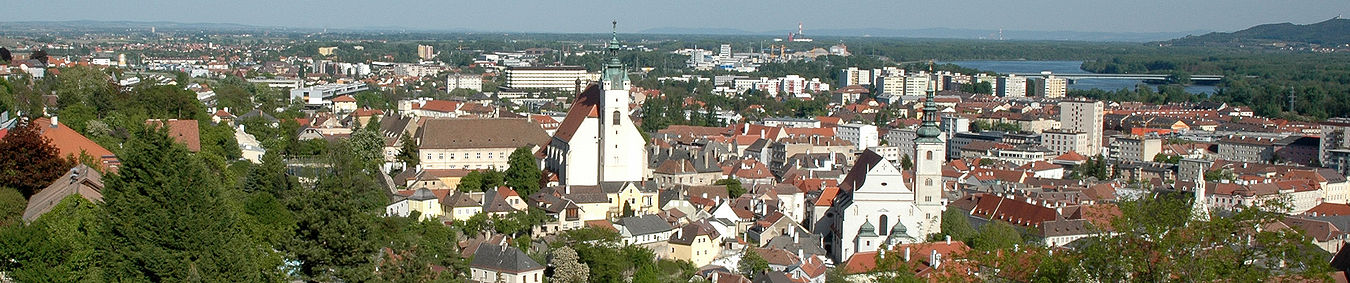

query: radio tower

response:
[798,22,804,36]
[1288,87,1296,112]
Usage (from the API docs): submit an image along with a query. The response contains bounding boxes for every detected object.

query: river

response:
[940,60,1217,94]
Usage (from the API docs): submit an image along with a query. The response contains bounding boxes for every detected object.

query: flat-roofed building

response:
[504,66,599,91]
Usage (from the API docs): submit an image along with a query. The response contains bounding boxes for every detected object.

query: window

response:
[613,110,621,125]
[926,150,933,160]
[925,178,933,186]
[879,215,889,235]
[438,153,445,160]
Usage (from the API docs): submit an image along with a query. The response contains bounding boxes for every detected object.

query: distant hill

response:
[1165,18,1350,46]
[641,26,1198,42]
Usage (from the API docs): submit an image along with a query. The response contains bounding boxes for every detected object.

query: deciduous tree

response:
[0,120,75,198]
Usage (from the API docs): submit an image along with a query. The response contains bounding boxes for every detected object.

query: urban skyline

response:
[2,0,1347,35]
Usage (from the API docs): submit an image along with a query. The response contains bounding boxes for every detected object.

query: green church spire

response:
[604,21,627,89]
[915,62,943,143]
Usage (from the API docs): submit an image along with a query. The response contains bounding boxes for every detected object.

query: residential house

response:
[469,243,545,283]
[22,164,103,223]
[669,220,723,267]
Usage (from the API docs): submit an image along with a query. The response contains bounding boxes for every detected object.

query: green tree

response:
[504,147,541,197]
[0,187,23,226]
[395,133,419,169]
[100,127,281,281]
[939,208,976,243]
[738,248,770,278]
[717,178,745,198]
[900,154,914,171]
[549,246,589,283]
[1072,194,1329,282]
[0,195,106,281]
[0,120,76,198]
[972,221,1022,251]
[286,140,386,282]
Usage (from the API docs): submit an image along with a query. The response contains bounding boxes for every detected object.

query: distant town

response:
[2,20,1350,282]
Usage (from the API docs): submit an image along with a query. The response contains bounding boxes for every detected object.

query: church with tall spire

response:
[543,22,646,186]
[818,66,946,263]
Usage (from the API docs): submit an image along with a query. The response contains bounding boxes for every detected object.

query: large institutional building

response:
[821,79,946,263]
[504,66,600,91]
[542,32,646,186]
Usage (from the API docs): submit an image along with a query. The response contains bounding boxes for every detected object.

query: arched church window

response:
[879,215,889,235]
[926,151,933,160]
[612,111,621,125]
[926,178,933,186]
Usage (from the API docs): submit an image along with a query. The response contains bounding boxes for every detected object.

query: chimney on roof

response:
[945,235,951,245]
[50,116,58,128]
[930,250,941,268]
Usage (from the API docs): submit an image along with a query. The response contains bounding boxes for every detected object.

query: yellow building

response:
[668,221,722,267]
[318,46,338,56]
[603,181,660,218]
[406,188,443,221]
[443,192,483,221]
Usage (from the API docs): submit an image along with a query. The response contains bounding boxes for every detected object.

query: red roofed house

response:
[331,94,358,113]
[145,119,201,152]
[1,118,119,170]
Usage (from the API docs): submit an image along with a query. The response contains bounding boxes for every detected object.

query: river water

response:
[941,60,1217,94]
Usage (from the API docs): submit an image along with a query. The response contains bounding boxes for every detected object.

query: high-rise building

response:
[417,44,435,60]
[1321,118,1350,176]
[903,74,932,97]
[1043,75,1067,99]
[719,44,732,58]
[836,67,876,88]
[997,74,1027,97]
[1059,100,1105,155]
[876,75,904,95]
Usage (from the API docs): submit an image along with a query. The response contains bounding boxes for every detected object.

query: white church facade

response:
[543,29,647,187]
[820,80,947,263]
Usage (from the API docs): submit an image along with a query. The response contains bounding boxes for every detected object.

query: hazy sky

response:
[4,0,1348,34]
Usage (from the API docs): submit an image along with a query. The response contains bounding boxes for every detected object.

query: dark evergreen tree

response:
[100,127,281,281]
[286,140,385,282]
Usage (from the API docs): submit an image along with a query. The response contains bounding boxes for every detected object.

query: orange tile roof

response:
[814,187,839,206]
[1306,203,1350,217]
[17,118,117,169]
[331,95,356,102]
[146,119,201,152]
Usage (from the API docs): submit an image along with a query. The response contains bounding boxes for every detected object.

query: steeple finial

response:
[915,61,942,142]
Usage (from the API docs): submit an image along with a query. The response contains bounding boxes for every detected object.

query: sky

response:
[3,0,1348,34]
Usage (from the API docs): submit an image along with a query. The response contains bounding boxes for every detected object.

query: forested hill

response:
[1164,18,1350,47]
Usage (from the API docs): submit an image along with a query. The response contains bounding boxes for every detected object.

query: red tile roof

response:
[416,100,461,113]
[1306,203,1350,217]
[1053,151,1088,162]
[145,119,201,152]
[969,194,1057,228]
[814,187,839,206]
[552,84,603,143]
[15,118,117,170]
[331,95,356,102]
